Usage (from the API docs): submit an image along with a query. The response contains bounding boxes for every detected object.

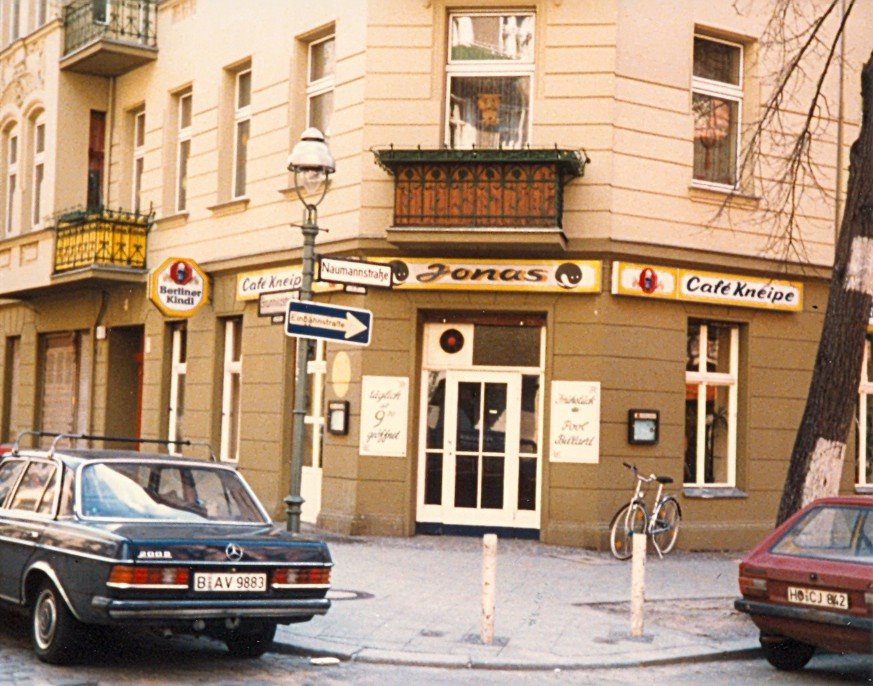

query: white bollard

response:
[630,532,646,637]
[481,533,497,645]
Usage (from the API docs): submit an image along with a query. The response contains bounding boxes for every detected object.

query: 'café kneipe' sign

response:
[149,257,209,318]
[611,261,802,312]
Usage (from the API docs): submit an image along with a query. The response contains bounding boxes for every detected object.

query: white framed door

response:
[418,370,539,530]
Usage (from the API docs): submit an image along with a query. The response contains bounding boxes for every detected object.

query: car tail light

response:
[866,592,873,609]
[272,566,331,588]
[739,564,768,597]
[107,565,190,589]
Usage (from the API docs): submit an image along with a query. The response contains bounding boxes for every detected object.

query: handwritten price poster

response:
[360,376,409,457]
[549,380,601,463]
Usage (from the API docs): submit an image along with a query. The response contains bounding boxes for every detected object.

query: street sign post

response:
[286,301,373,346]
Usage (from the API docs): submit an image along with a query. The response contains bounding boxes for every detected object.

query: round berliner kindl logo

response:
[148,257,209,318]
[225,543,244,562]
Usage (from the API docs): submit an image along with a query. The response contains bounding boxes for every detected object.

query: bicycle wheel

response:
[651,496,681,555]
[609,502,648,560]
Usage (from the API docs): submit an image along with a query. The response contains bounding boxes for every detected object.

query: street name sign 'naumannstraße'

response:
[286,301,373,346]
[318,256,393,289]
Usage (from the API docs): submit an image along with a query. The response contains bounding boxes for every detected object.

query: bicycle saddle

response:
[656,476,673,484]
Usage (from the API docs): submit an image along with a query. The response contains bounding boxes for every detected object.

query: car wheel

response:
[224,621,277,658]
[31,580,86,665]
[760,634,816,671]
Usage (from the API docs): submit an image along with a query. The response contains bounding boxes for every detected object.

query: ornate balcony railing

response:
[374,148,587,229]
[54,207,152,274]
[62,0,157,75]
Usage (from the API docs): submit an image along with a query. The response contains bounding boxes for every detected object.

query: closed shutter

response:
[40,334,79,434]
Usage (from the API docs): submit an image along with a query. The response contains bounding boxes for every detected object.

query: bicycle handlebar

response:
[622,461,660,483]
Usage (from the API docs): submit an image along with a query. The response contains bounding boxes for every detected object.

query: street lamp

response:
[285,127,335,533]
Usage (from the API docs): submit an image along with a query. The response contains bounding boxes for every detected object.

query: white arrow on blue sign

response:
[286,301,373,346]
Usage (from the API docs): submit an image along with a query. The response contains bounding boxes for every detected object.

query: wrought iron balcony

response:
[374,148,587,231]
[54,207,151,275]
[61,0,157,76]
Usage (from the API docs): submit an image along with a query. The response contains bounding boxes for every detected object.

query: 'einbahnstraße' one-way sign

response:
[286,301,373,346]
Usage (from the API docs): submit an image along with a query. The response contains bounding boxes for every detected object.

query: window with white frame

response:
[4,128,18,236]
[131,108,145,213]
[93,0,110,24]
[446,11,534,149]
[175,90,192,212]
[10,0,21,41]
[220,318,243,462]
[233,68,251,198]
[857,337,873,488]
[31,114,45,228]
[692,35,743,188]
[35,0,48,28]
[307,35,334,136]
[167,324,187,454]
[684,321,739,487]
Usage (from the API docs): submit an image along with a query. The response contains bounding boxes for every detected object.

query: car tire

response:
[224,621,277,658]
[31,580,86,665]
[760,634,816,671]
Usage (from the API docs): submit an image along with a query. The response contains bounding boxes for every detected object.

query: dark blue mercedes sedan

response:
[0,432,332,664]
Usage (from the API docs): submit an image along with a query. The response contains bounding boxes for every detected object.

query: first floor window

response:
[307,35,335,136]
[175,90,192,212]
[219,318,243,462]
[857,338,873,487]
[684,320,739,487]
[233,68,251,198]
[446,11,534,149]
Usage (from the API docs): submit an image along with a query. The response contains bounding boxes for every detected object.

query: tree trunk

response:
[777,52,873,525]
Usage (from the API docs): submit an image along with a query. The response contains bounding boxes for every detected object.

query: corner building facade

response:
[1,0,872,550]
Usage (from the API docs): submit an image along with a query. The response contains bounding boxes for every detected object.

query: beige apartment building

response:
[1,0,872,550]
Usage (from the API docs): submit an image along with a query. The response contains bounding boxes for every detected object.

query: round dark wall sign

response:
[439,328,465,354]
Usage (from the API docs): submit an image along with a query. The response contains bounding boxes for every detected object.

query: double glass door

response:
[418,370,540,530]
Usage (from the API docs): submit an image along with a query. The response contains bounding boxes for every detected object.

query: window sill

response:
[682,487,748,499]
[688,183,760,210]
[154,211,189,230]
[854,485,873,495]
[207,197,250,217]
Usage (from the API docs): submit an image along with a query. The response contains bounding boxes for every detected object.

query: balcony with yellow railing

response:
[54,206,151,275]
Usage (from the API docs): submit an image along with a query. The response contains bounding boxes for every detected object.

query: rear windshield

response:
[78,461,268,524]
[771,505,873,564]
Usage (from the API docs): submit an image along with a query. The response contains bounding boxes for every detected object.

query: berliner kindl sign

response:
[149,257,209,318]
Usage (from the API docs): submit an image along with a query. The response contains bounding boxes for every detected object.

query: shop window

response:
[31,113,45,228]
[857,338,873,488]
[684,321,739,487]
[167,324,187,454]
[232,67,251,198]
[131,108,145,213]
[3,126,18,236]
[219,318,242,462]
[446,11,534,149]
[472,324,541,367]
[307,35,335,136]
[174,89,192,213]
[692,35,743,188]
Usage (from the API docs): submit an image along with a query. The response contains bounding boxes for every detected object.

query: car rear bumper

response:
[91,596,330,621]
[734,598,873,632]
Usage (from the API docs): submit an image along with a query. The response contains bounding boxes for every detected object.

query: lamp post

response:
[284,127,335,533]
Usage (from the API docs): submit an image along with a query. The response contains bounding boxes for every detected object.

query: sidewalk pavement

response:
[274,531,761,670]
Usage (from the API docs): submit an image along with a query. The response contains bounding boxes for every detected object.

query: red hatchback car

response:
[735,496,873,670]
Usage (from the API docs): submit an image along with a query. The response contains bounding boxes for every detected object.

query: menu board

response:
[549,381,601,463]
[359,376,409,457]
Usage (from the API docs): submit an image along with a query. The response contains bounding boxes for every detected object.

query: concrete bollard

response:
[481,533,497,645]
[630,532,646,637]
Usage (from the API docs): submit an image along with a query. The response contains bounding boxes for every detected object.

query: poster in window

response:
[549,381,600,463]
[360,376,409,457]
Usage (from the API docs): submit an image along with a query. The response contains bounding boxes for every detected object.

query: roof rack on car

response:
[39,432,218,462]
[12,430,64,454]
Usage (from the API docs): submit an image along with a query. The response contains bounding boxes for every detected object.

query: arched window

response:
[2,123,20,237]
[30,111,46,229]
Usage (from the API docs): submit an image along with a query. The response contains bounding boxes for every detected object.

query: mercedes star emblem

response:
[225,543,244,562]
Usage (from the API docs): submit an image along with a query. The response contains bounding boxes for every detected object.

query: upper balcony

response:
[373,147,587,251]
[60,0,158,76]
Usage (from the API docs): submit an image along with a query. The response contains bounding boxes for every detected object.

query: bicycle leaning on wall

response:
[608,462,682,560]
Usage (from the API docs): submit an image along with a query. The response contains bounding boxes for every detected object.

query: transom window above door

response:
[446,11,535,149]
